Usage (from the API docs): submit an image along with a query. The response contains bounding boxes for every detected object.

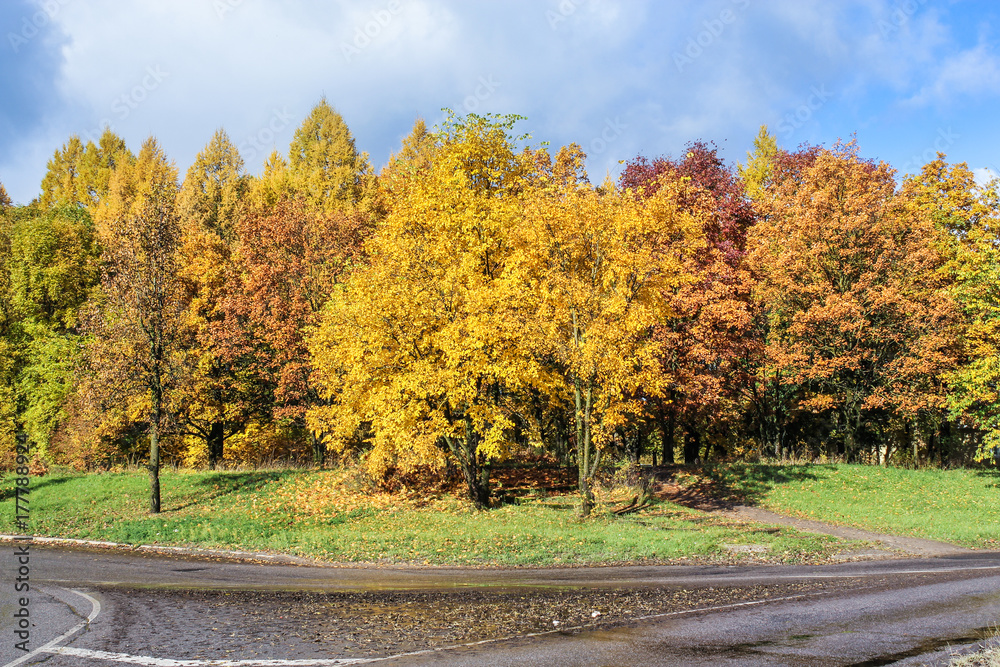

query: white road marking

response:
[2,587,101,667]
[5,585,830,666]
[629,591,825,623]
[44,647,373,666]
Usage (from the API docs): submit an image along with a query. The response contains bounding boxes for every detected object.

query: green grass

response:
[699,462,1000,549]
[0,467,848,566]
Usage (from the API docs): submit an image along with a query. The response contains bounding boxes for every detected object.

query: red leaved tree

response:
[620,142,757,463]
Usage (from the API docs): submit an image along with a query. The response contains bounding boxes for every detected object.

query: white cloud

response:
[905,44,1000,106]
[2,0,999,206]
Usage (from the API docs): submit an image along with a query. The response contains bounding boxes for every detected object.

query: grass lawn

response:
[698,462,1000,550]
[0,466,848,566]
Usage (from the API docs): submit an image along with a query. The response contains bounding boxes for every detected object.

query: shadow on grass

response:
[167,471,293,512]
[650,462,828,508]
[703,462,827,506]
[0,474,78,503]
[974,469,1000,490]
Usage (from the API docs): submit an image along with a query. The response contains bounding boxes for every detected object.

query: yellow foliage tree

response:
[287,98,375,214]
[175,129,250,467]
[514,173,705,515]
[737,125,778,202]
[309,114,544,508]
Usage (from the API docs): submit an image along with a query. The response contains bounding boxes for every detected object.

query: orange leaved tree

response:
[748,143,961,462]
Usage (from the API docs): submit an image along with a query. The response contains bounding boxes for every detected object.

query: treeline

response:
[1,103,998,512]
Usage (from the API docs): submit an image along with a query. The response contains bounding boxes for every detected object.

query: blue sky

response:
[1,0,998,204]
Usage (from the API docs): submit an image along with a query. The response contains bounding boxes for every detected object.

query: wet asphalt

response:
[2,546,1000,665]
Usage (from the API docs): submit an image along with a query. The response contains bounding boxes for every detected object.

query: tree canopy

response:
[3,104,999,515]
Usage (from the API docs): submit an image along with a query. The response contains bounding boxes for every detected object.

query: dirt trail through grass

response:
[647,464,985,557]
[716,505,975,557]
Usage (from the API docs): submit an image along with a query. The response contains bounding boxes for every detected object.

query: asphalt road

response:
[2,545,1000,666]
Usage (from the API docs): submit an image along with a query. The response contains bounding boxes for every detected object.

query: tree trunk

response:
[311,430,326,466]
[939,420,953,467]
[446,420,490,509]
[660,395,675,465]
[458,450,488,508]
[207,421,225,469]
[149,398,161,514]
[576,376,596,517]
[683,425,700,465]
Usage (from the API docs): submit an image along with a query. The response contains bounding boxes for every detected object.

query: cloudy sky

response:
[1,0,998,203]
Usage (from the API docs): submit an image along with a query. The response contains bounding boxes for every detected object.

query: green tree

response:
[0,209,14,465]
[7,206,99,458]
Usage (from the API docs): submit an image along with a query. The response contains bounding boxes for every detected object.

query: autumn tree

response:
[287,99,374,214]
[227,198,368,464]
[741,143,824,458]
[87,137,182,511]
[0,180,11,208]
[619,143,757,464]
[517,160,705,514]
[40,135,87,209]
[379,118,436,194]
[309,114,543,507]
[246,150,296,211]
[748,143,961,463]
[737,125,778,202]
[40,129,133,212]
[175,129,250,466]
[917,158,1000,461]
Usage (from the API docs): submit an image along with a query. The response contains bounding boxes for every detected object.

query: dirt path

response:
[714,505,975,557]
[645,469,976,558]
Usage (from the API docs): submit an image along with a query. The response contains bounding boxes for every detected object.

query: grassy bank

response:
[697,462,1000,549]
[0,466,847,566]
